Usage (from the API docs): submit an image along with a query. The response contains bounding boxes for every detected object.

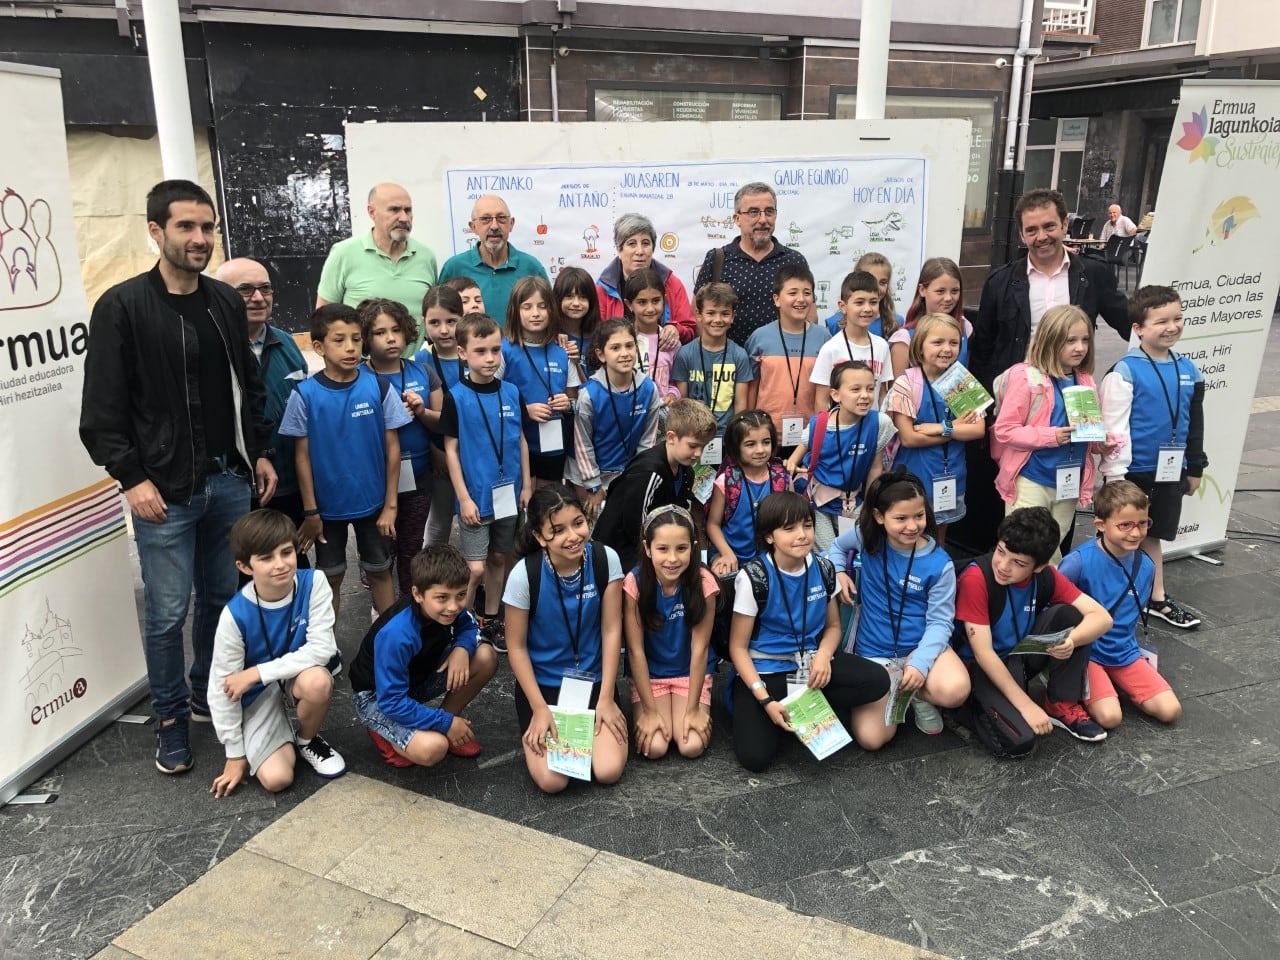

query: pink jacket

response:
[992,363,1099,506]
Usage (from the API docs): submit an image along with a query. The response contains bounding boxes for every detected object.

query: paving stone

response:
[371,915,516,959]
[1009,905,1226,958]
[1174,878,1280,960]
[88,948,143,960]
[788,916,949,960]
[326,796,595,948]
[115,849,408,960]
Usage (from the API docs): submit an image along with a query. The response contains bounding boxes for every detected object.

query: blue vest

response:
[955,575,1042,661]
[1122,352,1196,473]
[1060,539,1152,667]
[371,359,433,491]
[631,570,714,679]
[721,474,771,561]
[226,571,317,709]
[1022,376,1081,486]
[450,380,524,516]
[749,555,830,674]
[805,411,880,513]
[854,541,951,661]
[296,369,388,520]
[502,340,572,455]
[583,376,657,475]
[528,548,608,686]
[892,376,967,499]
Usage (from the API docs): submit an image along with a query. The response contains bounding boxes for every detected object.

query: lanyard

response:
[521,342,555,399]
[778,320,809,407]
[924,379,951,471]
[698,342,726,411]
[881,543,918,658]
[636,333,653,375]
[743,474,770,531]
[1100,540,1150,638]
[431,350,463,387]
[841,328,865,363]
[605,373,641,461]
[1050,373,1081,464]
[366,358,407,396]
[254,580,300,664]
[766,554,815,657]
[833,411,871,493]
[474,385,506,476]
[1005,577,1036,642]
[1140,349,1182,442]
[549,552,587,670]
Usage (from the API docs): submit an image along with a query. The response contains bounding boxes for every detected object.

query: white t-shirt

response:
[809,331,892,392]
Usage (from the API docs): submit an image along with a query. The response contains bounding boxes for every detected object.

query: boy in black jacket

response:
[594,399,717,570]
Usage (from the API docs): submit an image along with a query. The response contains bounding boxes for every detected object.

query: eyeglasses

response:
[1113,519,1154,532]
[737,207,777,219]
[233,283,273,298]
[474,214,511,226]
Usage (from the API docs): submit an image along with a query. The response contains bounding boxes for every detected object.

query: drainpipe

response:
[550,28,560,122]
[994,0,1037,264]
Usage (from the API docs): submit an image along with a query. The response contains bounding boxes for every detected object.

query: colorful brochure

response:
[1063,385,1107,442]
[884,667,915,726]
[930,361,994,419]
[781,687,853,760]
[692,459,716,505]
[546,708,594,781]
[1008,627,1072,656]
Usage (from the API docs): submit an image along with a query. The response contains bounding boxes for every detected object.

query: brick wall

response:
[1094,0,1148,53]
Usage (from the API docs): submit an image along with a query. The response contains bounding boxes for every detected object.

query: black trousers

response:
[732,651,890,772]
[964,604,1088,758]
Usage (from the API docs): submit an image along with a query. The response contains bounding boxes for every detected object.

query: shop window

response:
[830,87,1001,232]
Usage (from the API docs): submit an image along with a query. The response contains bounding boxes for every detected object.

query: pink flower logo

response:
[1176,106,1218,163]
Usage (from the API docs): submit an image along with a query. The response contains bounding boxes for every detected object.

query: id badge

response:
[1055,463,1080,502]
[781,415,805,448]
[841,492,859,519]
[491,482,518,520]
[838,514,857,536]
[1138,646,1159,673]
[1155,444,1184,483]
[702,437,723,466]
[559,672,594,711]
[396,456,417,494]
[932,474,957,513]
[538,418,564,454]
[786,653,812,699]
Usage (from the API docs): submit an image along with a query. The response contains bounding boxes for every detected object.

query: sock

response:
[296,736,311,747]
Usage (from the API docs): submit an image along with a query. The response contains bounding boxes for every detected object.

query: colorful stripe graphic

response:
[0,479,127,598]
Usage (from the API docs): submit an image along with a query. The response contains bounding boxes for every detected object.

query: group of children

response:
[206,247,1206,795]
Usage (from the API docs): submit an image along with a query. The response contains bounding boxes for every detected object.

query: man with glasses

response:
[317,182,438,347]
[694,182,810,344]
[439,194,549,318]
[216,258,310,548]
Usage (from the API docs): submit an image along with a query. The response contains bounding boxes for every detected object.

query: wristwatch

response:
[941,421,954,438]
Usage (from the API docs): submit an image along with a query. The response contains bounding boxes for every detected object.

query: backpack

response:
[720,460,790,525]
[525,541,611,615]
[740,555,838,638]
[951,552,1056,648]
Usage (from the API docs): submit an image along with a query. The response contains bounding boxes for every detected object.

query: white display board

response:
[345,119,970,315]
[1139,80,1280,557]
[0,62,147,804]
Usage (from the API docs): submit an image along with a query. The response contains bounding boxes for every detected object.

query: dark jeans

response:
[134,468,251,719]
[732,651,890,773]
[964,604,1088,758]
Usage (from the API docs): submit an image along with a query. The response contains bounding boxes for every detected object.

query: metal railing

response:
[1043,0,1095,35]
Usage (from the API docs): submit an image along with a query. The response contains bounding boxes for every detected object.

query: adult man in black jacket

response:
[80,180,276,775]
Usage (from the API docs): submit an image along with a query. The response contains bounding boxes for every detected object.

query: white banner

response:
[1138,81,1280,556]
[0,63,146,803]
[443,156,929,313]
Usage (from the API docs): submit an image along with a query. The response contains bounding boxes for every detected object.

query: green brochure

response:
[782,687,853,760]
[884,668,915,726]
[546,708,594,781]
[1008,627,1072,655]
[929,361,994,419]
[1062,385,1107,442]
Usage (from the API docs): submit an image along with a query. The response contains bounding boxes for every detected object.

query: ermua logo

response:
[1176,106,1219,163]
[31,677,87,725]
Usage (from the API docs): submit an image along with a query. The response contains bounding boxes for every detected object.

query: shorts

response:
[315,512,392,576]
[933,494,967,527]
[1085,658,1172,708]
[530,451,568,483]
[1124,471,1185,542]
[240,687,296,775]
[352,671,449,751]
[456,515,519,561]
[630,674,713,707]
[515,679,614,733]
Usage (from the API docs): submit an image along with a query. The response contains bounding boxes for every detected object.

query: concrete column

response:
[141,0,198,181]
[855,0,892,120]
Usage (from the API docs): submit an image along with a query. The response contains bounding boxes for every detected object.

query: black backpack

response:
[951,552,1056,648]
[525,541,612,615]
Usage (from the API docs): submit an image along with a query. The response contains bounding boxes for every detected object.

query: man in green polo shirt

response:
[317,182,438,348]
[438,194,549,324]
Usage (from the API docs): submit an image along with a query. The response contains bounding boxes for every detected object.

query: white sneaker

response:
[297,733,347,779]
[911,700,944,735]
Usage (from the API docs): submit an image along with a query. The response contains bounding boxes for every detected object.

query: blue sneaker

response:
[155,716,193,774]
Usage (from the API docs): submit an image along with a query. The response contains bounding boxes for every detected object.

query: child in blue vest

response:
[729,491,889,772]
[349,544,499,766]
[503,484,628,792]
[279,304,411,618]
[706,410,789,577]
[955,507,1113,757]
[786,361,895,553]
[886,312,986,547]
[1099,285,1207,629]
[415,285,466,548]
[624,505,719,760]
[359,298,443,599]
[824,251,902,340]
[208,510,345,796]
[1059,480,1183,730]
[553,266,600,383]
[441,312,532,647]
[823,468,968,748]
[502,275,578,489]
[567,317,662,520]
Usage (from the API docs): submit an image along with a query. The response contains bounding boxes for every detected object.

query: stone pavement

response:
[4,318,1280,960]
